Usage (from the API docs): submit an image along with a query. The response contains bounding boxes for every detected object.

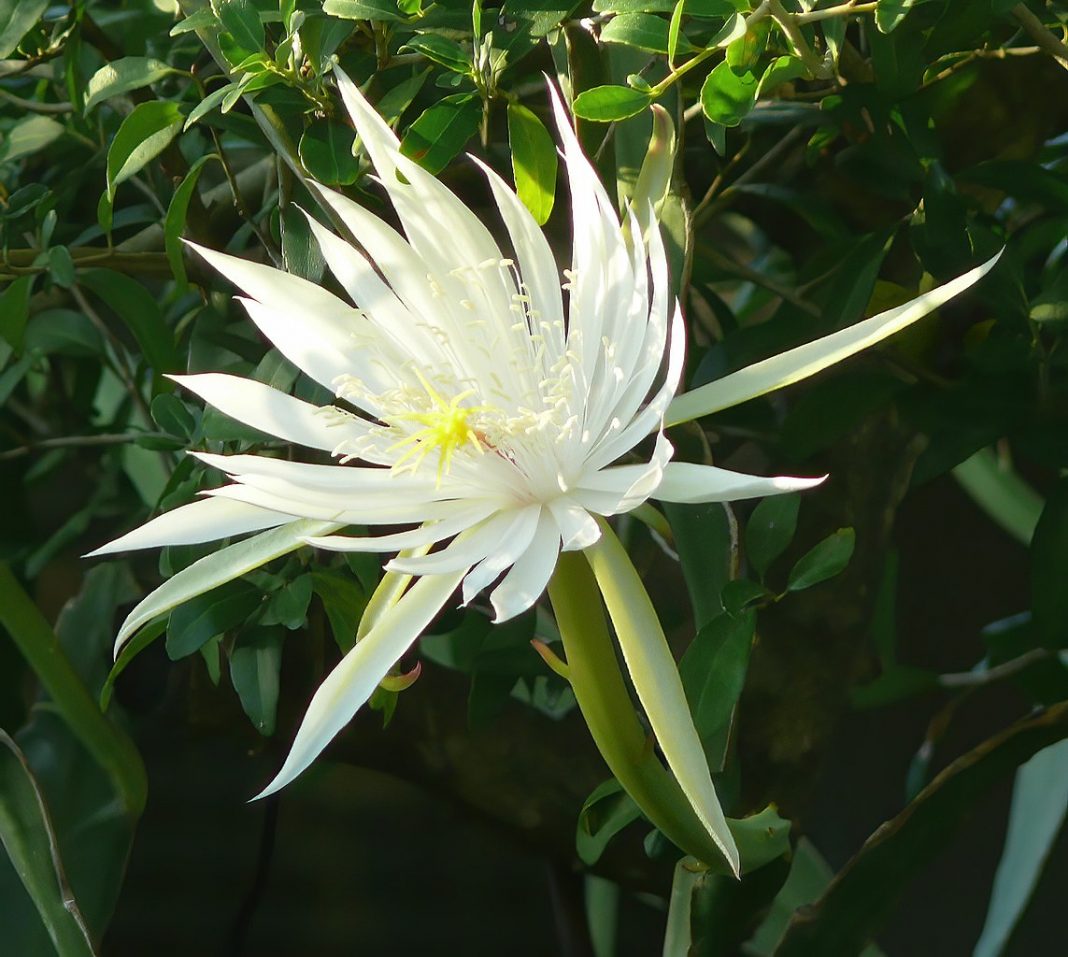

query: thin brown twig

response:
[0,432,170,462]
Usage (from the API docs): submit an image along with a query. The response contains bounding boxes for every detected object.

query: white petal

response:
[459,505,542,604]
[236,297,383,407]
[171,374,371,453]
[488,510,561,622]
[205,483,477,527]
[298,209,443,373]
[384,510,517,577]
[113,519,338,654]
[302,504,497,553]
[470,155,566,363]
[547,498,601,551]
[254,566,465,798]
[654,463,827,504]
[577,432,674,516]
[586,522,739,874]
[86,497,292,557]
[583,302,685,473]
[665,253,1002,426]
[192,452,433,492]
[186,241,360,362]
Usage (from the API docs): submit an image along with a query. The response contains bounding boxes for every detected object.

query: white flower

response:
[91,68,998,872]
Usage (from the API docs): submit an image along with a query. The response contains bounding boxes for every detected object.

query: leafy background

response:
[1,0,1067,954]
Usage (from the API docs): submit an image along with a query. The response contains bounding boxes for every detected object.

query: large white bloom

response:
[92,68,997,871]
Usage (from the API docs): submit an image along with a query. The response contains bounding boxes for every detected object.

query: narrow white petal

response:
[459,505,542,604]
[666,253,1002,426]
[654,463,826,504]
[470,155,566,361]
[488,510,561,622]
[584,302,685,472]
[586,521,739,874]
[578,432,674,516]
[547,499,601,551]
[385,510,516,576]
[171,374,371,453]
[186,241,358,358]
[86,497,292,557]
[302,504,496,553]
[254,566,465,799]
[191,452,433,492]
[237,297,364,399]
[205,483,475,527]
[114,519,338,654]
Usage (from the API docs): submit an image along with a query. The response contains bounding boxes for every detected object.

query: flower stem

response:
[547,551,728,868]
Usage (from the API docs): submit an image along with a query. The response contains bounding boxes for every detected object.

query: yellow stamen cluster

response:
[388,373,488,483]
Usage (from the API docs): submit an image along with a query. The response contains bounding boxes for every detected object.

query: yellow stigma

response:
[388,373,486,482]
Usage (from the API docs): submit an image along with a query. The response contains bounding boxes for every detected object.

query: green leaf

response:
[0,0,48,59]
[150,392,197,440]
[775,703,1068,955]
[47,246,75,288]
[164,154,215,287]
[322,0,407,21]
[83,57,182,113]
[261,573,314,629]
[876,0,916,33]
[311,568,366,654]
[0,565,147,817]
[601,12,694,55]
[299,118,360,185]
[745,492,801,577]
[105,100,184,201]
[280,205,326,283]
[593,0,736,13]
[166,579,262,660]
[786,528,855,592]
[572,85,651,122]
[679,611,755,766]
[667,0,685,64]
[79,269,180,373]
[0,275,32,349]
[400,93,482,174]
[0,115,64,163]
[700,61,757,127]
[212,0,264,51]
[757,54,806,97]
[576,779,642,866]
[170,7,217,36]
[401,34,471,73]
[184,84,233,130]
[974,739,1068,957]
[23,309,102,357]
[0,731,95,957]
[664,502,731,629]
[230,627,285,735]
[507,103,558,225]
[952,447,1043,547]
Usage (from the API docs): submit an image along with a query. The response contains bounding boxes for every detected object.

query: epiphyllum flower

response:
[91,68,998,875]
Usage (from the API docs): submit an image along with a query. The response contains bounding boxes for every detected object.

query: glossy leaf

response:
[299,118,360,185]
[0,731,95,957]
[105,101,184,201]
[507,102,558,225]
[84,57,181,113]
[745,492,801,577]
[700,61,758,127]
[400,93,482,174]
[572,85,652,122]
[230,627,285,735]
[786,528,855,592]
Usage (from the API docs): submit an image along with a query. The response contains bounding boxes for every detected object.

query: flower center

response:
[386,372,488,482]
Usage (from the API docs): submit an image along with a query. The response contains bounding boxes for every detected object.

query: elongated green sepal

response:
[548,549,738,873]
[665,253,1001,427]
